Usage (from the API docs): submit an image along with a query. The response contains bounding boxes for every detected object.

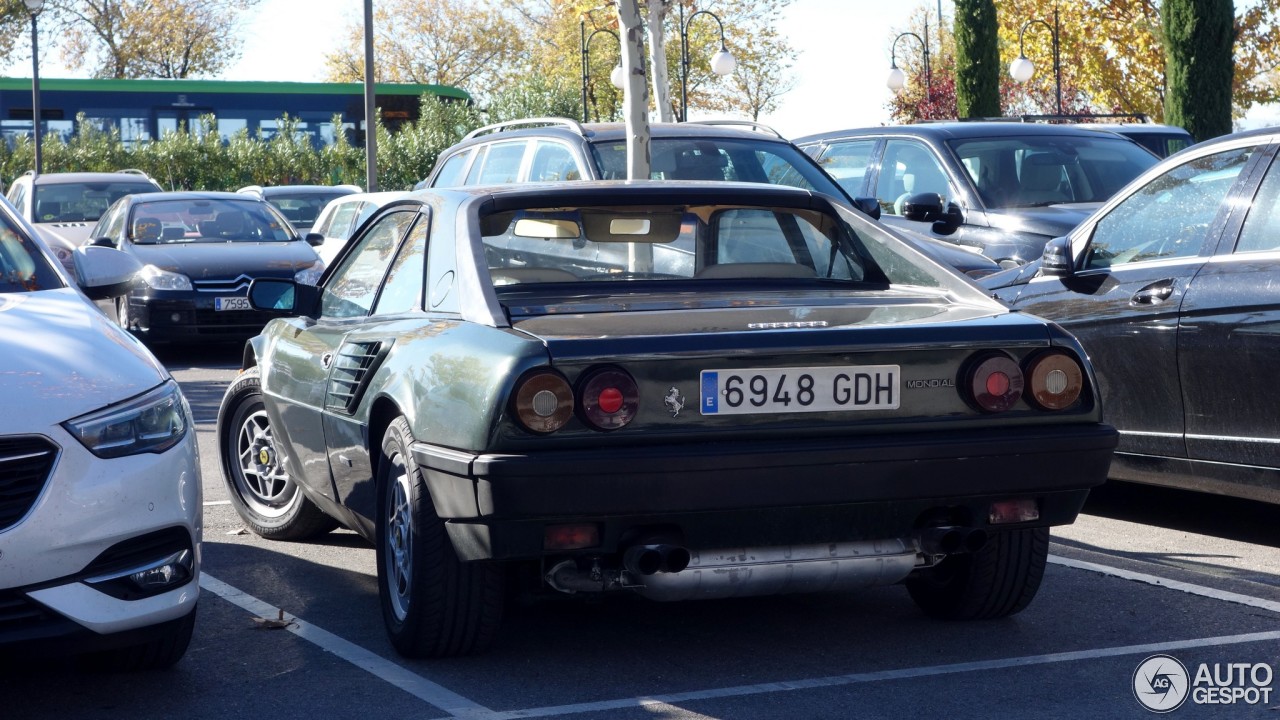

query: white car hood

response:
[0,289,169,430]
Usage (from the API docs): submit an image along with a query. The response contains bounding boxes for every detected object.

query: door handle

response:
[1131,281,1175,305]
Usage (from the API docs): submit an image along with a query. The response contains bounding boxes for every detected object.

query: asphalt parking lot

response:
[7,344,1280,719]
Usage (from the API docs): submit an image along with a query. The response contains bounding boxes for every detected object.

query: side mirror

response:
[851,196,881,221]
[90,236,116,248]
[304,232,325,247]
[1040,236,1075,277]
[249,277,320,316]
[901,192,945,222]
[73,245,141,300]
[931,202,963,236]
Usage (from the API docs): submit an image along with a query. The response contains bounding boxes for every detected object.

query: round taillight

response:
[513,370,574,434]
[1024,352,1084,410]
[965,354,1023,413]
[577,367,639,431]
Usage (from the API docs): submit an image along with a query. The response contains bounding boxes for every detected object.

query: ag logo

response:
[1134,654,1190,712]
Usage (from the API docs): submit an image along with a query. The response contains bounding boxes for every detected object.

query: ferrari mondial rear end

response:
[228,182,1116,657]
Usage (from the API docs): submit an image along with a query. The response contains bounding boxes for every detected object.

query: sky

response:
[220,0,952,137]
[22,0,1280,136]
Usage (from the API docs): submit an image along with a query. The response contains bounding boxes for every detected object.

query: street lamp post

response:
[1009,6,1063,115]
[579,20,625,123]
[678,5,736,123]
[885,22,931,104]
[25,0,43,176]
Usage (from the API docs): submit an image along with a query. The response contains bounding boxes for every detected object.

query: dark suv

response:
[421,118,999,278]
[795,123,1160,266]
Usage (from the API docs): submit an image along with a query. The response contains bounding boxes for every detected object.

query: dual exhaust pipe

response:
[623,543,691,576]
[917,526,988,555]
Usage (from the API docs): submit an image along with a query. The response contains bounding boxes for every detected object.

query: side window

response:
[874,140,953,216]
[528,141,581,182]
[98,202,127,244]
[431,150,471,188]
[373,214,429,315]
[1084,146,1254,269]
[8,183,26,213]
[818,140,877,197]
[320,210,416,318]
[326,201,362,239]
[475,141,527,184]
[464,145,489,185]
[1233,154,1280,254]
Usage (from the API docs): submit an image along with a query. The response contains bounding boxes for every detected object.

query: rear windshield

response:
[948,134,1158,208]
[32,181,159,223]
[590,138,851,200]
[0,215,62,292]
[265,191,351,230]
[130,199,296,244]
[479,201,985,298]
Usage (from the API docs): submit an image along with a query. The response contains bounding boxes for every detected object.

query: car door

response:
[1005,143,1261,460]
[1177,143,1280,471]
[261,207,422,503]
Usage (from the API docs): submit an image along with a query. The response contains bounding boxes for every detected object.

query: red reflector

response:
[989,499,1040,525]
[986,372,1010,397]
[544,523,601,550]
[598,387,624,414]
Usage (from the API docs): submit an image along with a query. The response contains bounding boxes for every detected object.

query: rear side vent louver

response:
[325,341,385,414]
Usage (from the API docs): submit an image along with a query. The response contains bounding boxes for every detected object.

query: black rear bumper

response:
[411,423,1116,561]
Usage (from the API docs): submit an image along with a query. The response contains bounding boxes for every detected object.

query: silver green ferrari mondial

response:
[216,181,1117,658]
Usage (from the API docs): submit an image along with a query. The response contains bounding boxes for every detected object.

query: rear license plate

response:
[214,296,252,311]
[699,365,900,415]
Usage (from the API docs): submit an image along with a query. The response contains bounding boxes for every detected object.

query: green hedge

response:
[0,95,486,192]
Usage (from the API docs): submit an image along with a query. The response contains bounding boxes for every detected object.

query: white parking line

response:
[203,500,231,506]
[200,556,1280,719]
[467,630,1280,720]
[199,573,492,718]
[1048,554,1280,614]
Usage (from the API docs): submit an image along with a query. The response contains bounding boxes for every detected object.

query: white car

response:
[0,200,201,669]
[305,190,407,266]
[4,170,165,273]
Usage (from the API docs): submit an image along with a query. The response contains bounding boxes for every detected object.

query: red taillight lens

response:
[512,370,574,434]
[965,354,1023,413]
[990,499,1040,524]
[1024,351,1084,410]
[577,366,639,431]
[544,523,601,550]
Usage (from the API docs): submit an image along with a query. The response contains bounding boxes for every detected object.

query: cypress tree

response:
[954,0,1001,118]
[1163,0,1235,142]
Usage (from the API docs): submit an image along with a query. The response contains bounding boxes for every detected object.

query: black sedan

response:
[217,181,1115,657]
[982,126,1280,506]
[87,191,324,343]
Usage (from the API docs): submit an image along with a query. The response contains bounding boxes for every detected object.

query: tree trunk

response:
[647,0,674,122]
[617,0,650,181]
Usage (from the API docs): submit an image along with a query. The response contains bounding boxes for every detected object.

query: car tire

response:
[905,527,1049,620]
[81,607,197,672]
[217,367,338,541]
[376,416,504,658]
[115,296,132,331]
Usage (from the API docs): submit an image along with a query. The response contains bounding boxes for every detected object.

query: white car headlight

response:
[139,264,193,291]
[63,381,189,458]
[294,260,324,286]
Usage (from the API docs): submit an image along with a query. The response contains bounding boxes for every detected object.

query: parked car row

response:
[12,110,1278,669]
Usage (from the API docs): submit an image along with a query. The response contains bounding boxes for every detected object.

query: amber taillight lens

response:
[965,354,1024,413]
[1024,351,1084,410]
[576,366,639,431]
[512,370,574,434]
